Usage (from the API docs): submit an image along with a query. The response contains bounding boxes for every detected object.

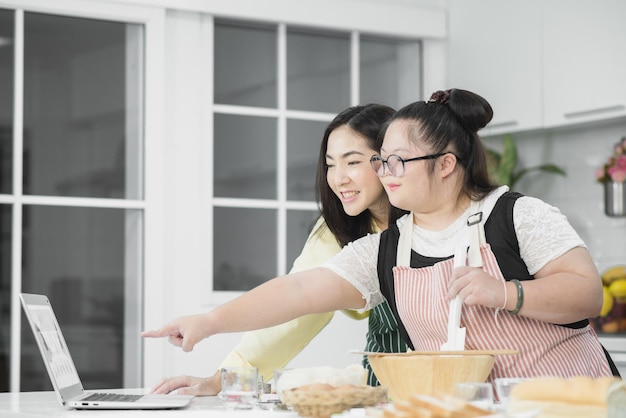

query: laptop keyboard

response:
[81,393,144,402]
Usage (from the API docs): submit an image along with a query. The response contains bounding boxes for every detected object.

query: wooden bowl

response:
[367,351,499,402]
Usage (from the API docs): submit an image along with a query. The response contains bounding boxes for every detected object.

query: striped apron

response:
[392,201,612,382]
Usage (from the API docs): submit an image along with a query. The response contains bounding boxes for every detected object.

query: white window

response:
[0,2,164,393]
[211,18,422,298]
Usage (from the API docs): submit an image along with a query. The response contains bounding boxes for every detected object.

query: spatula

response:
[441,295,465,351]
[441,209,483,351]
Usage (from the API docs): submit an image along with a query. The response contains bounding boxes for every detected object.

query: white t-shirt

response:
[322,188,585,311]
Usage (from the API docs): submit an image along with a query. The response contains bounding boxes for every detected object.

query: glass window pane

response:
[214,207,276,291]
[214,114,277,199]
[0,9,14,194]
[287,28,350,113]
[286,119,326,201]
[286,209,320,272]
[215,20,277,108]
[360,36,422,108]
[20,206,142,391]
[0,204,11,392]
[23,13,143,199]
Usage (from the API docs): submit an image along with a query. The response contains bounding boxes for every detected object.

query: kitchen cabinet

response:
[447,0,626,134]
[543,0,626,128]
[447,0,543,136]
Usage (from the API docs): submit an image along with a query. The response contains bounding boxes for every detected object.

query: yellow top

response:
[219,216,372,381]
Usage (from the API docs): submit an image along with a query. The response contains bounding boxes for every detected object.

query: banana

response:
[608,278,626,303]
[601,265,626,286]
[600,286,614,317]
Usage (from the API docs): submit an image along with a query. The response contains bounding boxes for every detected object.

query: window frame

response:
[207,20,424,305]
[0,0,165,391]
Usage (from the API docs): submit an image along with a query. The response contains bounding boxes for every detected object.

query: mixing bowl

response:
[367,350,501,402]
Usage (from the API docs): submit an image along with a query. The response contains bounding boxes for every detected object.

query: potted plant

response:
[596,136,626,217]
[485,134,566,189]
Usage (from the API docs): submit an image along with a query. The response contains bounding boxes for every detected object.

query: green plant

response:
[485,134,566,189]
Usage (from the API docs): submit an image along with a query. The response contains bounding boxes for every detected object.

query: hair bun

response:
[428,90,450,105]
[446,88,493,132]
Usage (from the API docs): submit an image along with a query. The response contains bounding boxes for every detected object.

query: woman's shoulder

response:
[513,194,565,219]
[488,188,568,227]
[310,215,330,235]
[289,216,342,273]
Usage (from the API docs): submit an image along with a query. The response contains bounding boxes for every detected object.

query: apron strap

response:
[397,199,487,269]
[397,213,413,268]
[466,200,485,268]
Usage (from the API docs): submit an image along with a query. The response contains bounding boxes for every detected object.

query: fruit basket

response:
[280,384,388,418]
[592,265,626,334]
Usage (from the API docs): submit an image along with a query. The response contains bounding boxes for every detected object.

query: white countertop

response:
[0,389,515,418]
[0,390,302,417]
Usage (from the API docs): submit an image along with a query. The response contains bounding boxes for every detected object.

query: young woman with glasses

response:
[144,89,615,383]
[147,104,408,395]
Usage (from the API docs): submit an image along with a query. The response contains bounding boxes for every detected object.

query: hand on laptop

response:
[142,313,213,352]
[150,370,221,396]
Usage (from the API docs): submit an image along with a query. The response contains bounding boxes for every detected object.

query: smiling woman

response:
[145,104,408,396]
[325,125,387,220]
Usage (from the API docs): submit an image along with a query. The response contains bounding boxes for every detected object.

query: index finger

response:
[141,328,169,338]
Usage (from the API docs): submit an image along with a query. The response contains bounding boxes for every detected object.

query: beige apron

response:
[393,197,611,381]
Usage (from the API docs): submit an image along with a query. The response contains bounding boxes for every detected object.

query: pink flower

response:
[598,137,626,183]
[611,170,626,182]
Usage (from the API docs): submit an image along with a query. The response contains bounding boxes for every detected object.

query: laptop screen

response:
[26,304,81,388]
[20,293,85,402]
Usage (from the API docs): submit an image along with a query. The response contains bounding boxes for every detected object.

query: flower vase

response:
[604,181,626,217]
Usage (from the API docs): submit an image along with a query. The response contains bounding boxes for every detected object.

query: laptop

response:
[19,293,193,410]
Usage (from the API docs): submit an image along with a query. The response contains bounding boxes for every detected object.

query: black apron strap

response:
[602,345,621,377]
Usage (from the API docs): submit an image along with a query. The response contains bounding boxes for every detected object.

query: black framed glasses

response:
[370,152,452,177]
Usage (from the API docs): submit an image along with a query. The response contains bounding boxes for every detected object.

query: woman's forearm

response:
[142,267,365,351]
[209,275,312,334]
[209,268,364,334]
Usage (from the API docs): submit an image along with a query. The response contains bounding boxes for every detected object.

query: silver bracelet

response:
[507,279,524,315]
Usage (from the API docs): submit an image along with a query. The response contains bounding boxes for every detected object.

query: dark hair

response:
[315,104,394,246]
[385,88,498,208]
